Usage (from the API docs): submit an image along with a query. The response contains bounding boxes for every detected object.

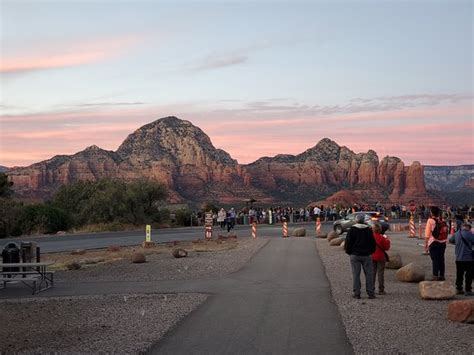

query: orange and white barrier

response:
[409,216,416,238]
[252,222,257,239]
[282,221,288,238]
[316,217,321,237]
[205,226,212,240]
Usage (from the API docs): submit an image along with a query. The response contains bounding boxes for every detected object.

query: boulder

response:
[131,252,146,263]
[65,261,81,270]
[330,237,344,246]
[327,231,339,242]
[395,262,425,282]
[386,252,403,269]
[292,228,306,237]
[172,248,188,258]
[317,233,327,239]
[340,241,345,249]
[447,300,474,323]
[419,281,456,300]
[71,249,86,255]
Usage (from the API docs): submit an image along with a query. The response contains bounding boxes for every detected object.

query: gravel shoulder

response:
[54,238,268,282]
[0,293,208,354]
[316,233,473,354]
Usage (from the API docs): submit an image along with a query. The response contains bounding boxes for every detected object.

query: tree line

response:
[0,173,188,238]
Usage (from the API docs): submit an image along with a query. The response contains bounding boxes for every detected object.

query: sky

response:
[0,0,473,167]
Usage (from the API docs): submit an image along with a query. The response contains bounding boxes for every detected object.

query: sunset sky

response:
[1,0,472,167]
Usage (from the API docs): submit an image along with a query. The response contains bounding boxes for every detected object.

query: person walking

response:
[345,213,376,299]
[425,206,448,281]
[217,208,226,229]
[449,223,474,296]
[371,222,391,295]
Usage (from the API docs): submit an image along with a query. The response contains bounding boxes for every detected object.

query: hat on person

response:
[355,213,365,224]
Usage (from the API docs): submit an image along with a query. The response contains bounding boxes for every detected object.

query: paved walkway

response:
[1,238,353,354]
[151,238,352,354]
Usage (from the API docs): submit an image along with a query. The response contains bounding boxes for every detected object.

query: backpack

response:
[432,219,448,241]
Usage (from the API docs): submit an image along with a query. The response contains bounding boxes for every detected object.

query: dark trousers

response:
[350,255,374,296]
[429,242,446,278]
[372,261,386,292]
[455,261,473,292]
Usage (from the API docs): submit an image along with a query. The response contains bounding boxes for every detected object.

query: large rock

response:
[330,237,344,246]
[131,252,146,264]
[447,300,474,323]
[172,248,188,258]
[386,252,403,269]
[395,262,425,282]
[419,281,456,300]
[327,231,339,242]
[292,227,306,237]
[65,261,81,270]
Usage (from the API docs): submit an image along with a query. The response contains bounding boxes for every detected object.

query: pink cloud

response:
[0,35,142,74]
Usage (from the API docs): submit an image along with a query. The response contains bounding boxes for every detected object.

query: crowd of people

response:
[344,206,473,299]
[204,203,473,227]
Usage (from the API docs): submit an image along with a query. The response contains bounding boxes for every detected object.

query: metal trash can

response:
[2,242,20,273]
[20,242,39,263]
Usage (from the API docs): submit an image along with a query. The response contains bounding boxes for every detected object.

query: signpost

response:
[146,225,151,242]
[205,211,213,240]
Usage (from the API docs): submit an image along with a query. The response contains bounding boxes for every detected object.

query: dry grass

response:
[43,239,238,271]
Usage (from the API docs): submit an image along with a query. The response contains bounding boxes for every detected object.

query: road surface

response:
[1,222,337,253]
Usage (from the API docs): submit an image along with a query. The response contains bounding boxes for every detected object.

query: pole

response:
[282,220,288,238]
[252,222,257,239]
[409,216,416,238]
[316,217,321,237]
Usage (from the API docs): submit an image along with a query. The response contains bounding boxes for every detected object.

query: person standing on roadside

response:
[345,213,376,299]
[425,206,448,281]
[449,223,474,296]
[371,222,391,295]
[217,208,226,229]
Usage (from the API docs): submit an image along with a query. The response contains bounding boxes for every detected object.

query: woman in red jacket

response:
[372,222,391,295]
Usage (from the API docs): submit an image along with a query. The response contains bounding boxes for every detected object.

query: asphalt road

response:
[1,222,337,253]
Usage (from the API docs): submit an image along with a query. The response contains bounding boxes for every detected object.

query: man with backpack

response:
[449,223,474,296]
[425,206,449,281]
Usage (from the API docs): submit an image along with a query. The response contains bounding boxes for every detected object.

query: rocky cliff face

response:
[8,116,434,205]
[424,165,474,192]
[244,138,431,205]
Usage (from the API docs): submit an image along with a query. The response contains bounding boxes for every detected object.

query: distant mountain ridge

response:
[424,165,474,192]
[5,116,452,205]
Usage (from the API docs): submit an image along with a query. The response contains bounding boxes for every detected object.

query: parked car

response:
[333,212,390,235]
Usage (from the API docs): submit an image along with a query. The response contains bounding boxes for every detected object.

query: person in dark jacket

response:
[449,223,474,296]
[345,213,376,299]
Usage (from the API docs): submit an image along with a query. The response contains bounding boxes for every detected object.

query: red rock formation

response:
[7,116,434,205]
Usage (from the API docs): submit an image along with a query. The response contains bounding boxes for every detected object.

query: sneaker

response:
[368,294,376,299]
[378,290,386,295]
[352,293,361,299]
[465,291,474,296]
[456,289,464,295]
